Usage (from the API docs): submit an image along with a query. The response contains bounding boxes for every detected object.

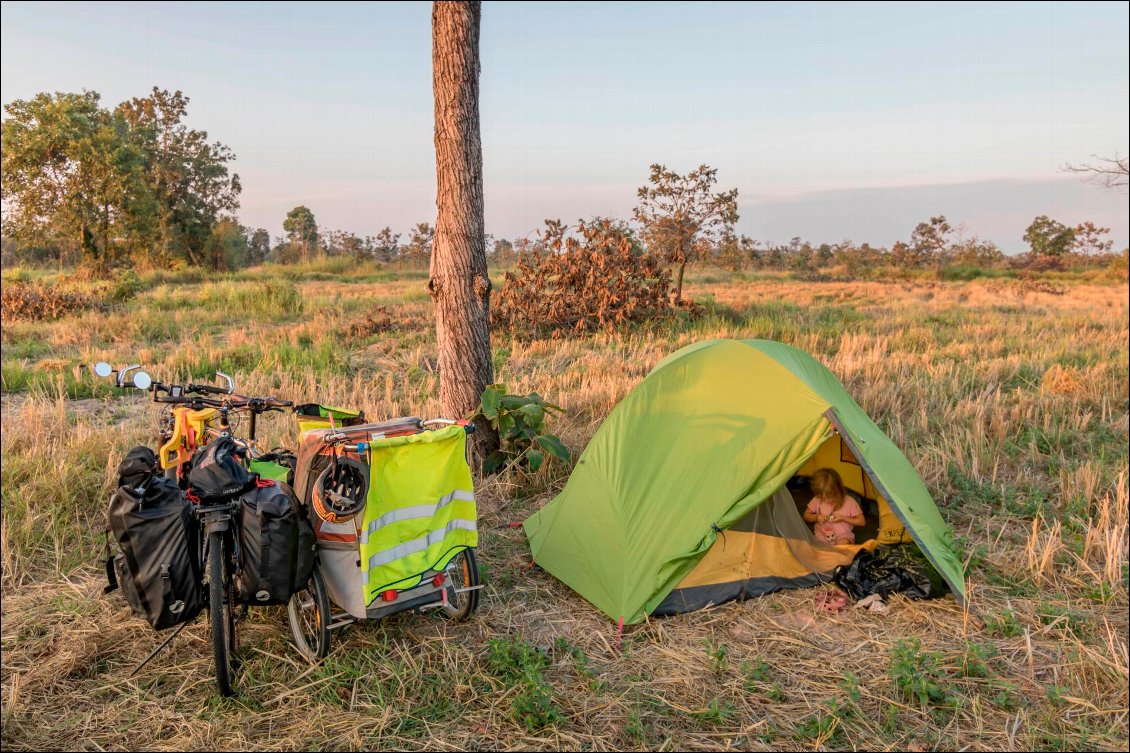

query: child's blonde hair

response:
[811,468,846,505]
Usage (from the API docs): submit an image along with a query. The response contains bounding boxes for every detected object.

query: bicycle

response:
[150,380,293,695]
[96,363,293,696]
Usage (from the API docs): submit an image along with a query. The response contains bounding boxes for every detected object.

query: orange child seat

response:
[158,406,221,469]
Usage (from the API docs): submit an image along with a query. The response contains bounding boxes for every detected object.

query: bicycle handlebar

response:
[150,382,292,413]
[153,394,226,408]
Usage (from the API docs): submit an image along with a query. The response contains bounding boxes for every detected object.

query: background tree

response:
[489,237,515,267]
[947,236,1004,268]
[204,217,249,271]
[634,163,738,303]
[322,228,367,258]
[247,227,271,264]
[1063,154,1128,192]
[403,222,434,264]
[1024,215,1075,257]
[1,91,151,270]
[713,229,757,271]
[1071,222,1113,256]
[116,88,240,265]
[373,226,401,262]
[431,0,498,458]
[909,215,953,267]
[283,205,318,263]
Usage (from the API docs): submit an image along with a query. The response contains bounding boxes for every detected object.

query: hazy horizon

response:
[2,1,1128,251]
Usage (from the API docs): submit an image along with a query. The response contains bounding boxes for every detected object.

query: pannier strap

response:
[102,522,118,594]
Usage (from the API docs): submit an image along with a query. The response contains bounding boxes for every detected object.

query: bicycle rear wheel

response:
[206,531,235,696]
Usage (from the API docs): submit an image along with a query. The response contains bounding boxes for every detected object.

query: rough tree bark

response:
[430,0,499,459]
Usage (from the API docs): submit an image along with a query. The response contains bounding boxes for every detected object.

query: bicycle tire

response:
[441,548,480,621]
[287,564,331,661]
[207,531,235,696]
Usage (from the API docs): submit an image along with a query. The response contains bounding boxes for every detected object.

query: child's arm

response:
[829,511,866,528]
[828,499,865,528]
[802,503,825,524]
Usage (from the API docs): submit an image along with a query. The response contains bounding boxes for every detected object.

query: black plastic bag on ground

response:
[107,449,203,630]
[238,480,315,605]
[833,544,949,601]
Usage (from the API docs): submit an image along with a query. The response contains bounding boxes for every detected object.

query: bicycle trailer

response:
[289,417,481,654]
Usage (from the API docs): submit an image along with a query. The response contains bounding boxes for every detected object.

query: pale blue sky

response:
[2,1,1128,250]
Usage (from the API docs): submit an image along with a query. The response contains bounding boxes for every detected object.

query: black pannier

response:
[106,447,203,630]
[238,480,315,605]
[188,436,255,501]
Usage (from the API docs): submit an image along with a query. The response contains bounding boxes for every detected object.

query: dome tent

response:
[523,339,965,625]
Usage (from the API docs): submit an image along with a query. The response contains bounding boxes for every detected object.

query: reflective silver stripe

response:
[365,519,477,571]
[360,489,475,544]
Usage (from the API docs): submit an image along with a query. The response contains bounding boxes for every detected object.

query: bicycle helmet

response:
[311,455,369,523]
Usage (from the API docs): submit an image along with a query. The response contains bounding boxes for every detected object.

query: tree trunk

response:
[431,0,499,460]
[674,260,687,304]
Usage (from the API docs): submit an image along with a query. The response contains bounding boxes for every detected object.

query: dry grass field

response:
[1,264,1127,751]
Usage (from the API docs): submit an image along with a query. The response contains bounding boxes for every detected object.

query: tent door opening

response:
[653,428,913,616]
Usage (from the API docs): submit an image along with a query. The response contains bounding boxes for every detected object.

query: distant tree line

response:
[263,206,435,266]
[697,214,1123,278]
[4,90,1123,281]
[496,164,1126,289]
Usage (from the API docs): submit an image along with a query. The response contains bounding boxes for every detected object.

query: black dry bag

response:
[106,447,203,630]
[188,436,255,501]
[238,480,315,605]
[833,544,949,601]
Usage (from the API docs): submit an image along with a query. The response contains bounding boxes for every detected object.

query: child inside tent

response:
[802,468,865,545]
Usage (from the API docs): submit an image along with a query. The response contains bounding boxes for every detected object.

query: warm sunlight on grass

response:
[2,266,1127,750]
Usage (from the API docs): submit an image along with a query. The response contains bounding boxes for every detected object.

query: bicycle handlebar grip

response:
[187,383,229,396]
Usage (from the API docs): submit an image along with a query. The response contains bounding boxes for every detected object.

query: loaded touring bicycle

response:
[97,364,482,695]
[99,363,304,696]
[275,409,483,660]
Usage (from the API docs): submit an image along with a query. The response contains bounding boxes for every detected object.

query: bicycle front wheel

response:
[206,531,235,696]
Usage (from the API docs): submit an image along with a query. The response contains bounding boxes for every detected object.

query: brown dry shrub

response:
[493,219,685,336]
[1018,273,1066,296]
[339,305,428,345]
[1,281,97,321]
[1009,252,1065,273]
[1040,364,1085,396]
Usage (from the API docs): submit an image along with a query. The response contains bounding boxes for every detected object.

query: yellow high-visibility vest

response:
[359,425,477,604]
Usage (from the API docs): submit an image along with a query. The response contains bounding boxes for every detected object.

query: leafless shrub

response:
[1018,274,1066,296]
[339,305,428,345]
[493,219,688,336]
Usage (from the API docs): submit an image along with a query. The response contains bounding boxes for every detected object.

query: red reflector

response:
[432,573,445,587]
[381,590,397,602]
